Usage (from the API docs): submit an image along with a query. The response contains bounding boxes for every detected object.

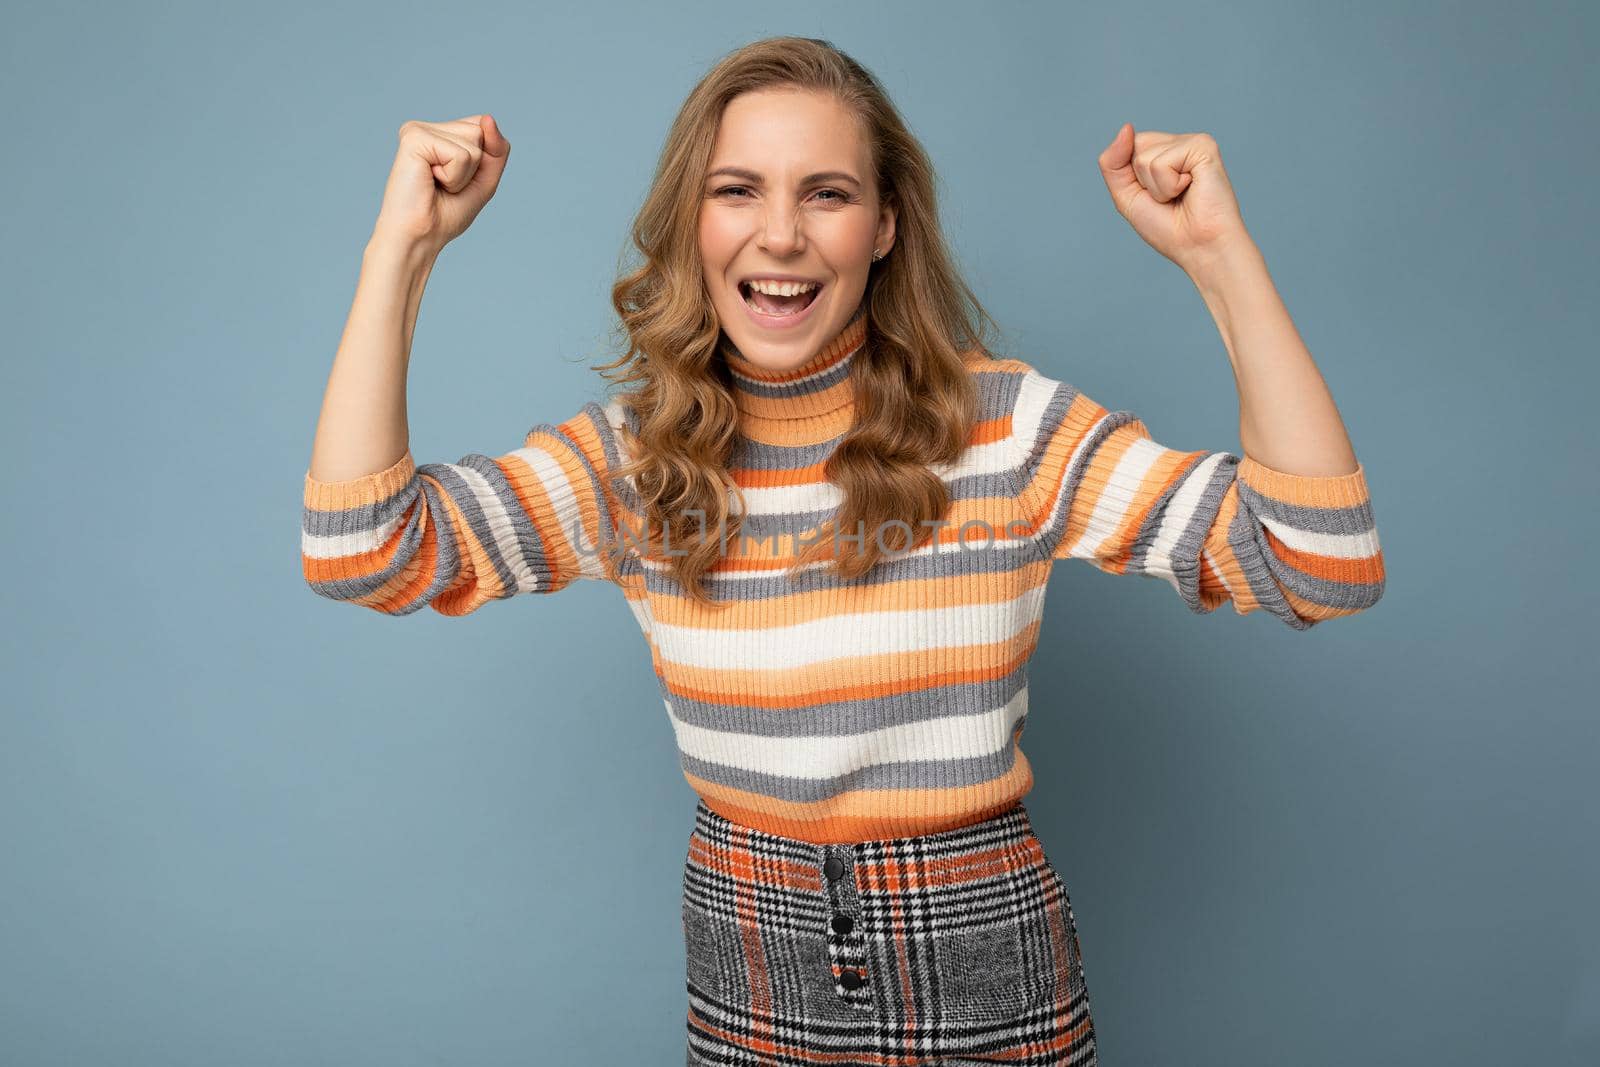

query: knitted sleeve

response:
[1007,364,1385,630]
[300,401,625,616]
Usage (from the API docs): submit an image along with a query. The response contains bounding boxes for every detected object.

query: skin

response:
[1097,122,1361,478]
[307,110,1358,486]
[307,114,511,483]
[699,88,896,375]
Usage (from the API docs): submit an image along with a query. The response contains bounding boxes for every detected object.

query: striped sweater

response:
[302,310,1385,843]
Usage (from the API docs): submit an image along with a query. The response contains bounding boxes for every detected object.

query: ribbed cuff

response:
[1236,456,1370,509]
[303,449,416,510]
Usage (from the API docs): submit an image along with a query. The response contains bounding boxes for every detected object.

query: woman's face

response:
[699,87,895,373]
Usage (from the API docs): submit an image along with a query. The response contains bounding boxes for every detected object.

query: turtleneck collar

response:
[722,301,867,425]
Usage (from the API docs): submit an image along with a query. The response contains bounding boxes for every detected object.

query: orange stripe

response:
[863,845,1025,892]
[1074,434,1199,571]
[687,839,823,892]
[677,493,1035,573]
[1237,455,1371,508]
[424,469,509,613]
[661,622,1039,708]
[648,559,1049,629]
[300,498,413,589]
[970,412,1010,447]
[734,404,857,447]
[522,430,598,577]
[346,498,448,615]
[1258,522,1387,586]
[1201,491,1263,616]
[1020,392,1109,536]
[732,459,832,489]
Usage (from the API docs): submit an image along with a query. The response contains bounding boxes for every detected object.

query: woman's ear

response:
[876,197,896,257]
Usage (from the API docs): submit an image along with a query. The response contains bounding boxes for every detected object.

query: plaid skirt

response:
[681,799,1098,1066]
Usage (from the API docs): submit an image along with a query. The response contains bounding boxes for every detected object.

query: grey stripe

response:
[727,353,857,402]
[577,399,644,518]
[418,457,550,595]
[526,407,626,575]
[639,529,1043,603]
[1225,494,1384,627]
[678,729,1027,803]
[730,465,1022,540]
[301,470,416,537]
[976,365,1027,427]
[1032,401,1143,562]
[408,476,468,610]
[1121,451,1210,577]
[302,473,432,611]
[1234,475,1377,534]
[1167,457,1242,614]
[733,433,850,471]
[1015,379,1081,490]
[668,668,1027,737]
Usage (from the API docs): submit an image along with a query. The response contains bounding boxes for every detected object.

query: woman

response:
[302,36,1384,1066]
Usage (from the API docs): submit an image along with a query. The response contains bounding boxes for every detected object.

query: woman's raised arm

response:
[300,114,627,616]
[306,114,510,484]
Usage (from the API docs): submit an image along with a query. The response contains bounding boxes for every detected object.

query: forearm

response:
[1187,236,1361,477]
[306,228,441,483]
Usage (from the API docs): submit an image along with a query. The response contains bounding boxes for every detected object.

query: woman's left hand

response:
[1097,123,1251,275]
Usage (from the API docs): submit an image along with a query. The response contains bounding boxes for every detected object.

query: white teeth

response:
[745,279,819,296]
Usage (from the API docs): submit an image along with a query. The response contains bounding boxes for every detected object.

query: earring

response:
[871,247,883,262]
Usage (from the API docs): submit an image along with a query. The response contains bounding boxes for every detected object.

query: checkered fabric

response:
[681,799,1098,1065]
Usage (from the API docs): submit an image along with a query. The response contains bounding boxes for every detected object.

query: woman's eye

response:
[713,186,848,203]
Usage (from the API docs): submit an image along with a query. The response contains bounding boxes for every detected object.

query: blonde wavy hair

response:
[594,35,1002,605]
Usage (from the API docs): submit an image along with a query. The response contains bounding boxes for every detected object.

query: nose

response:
[757,200,804,257]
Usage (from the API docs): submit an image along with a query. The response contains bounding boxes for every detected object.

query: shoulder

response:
[965,354,1100,463]
[966,353,1074,411]
[526,398,634,469]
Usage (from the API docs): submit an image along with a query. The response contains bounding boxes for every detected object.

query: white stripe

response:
[735,458,1036,514]
[928,437,1016,480]
[1061,428,1161,563]
[1014,371,1116,544]
[633,509,1031,578]
[737,479,842,515]
[1009,369,1059,462]
[301,508,409,560]
[1139,451,1229,581]
[650,585,1047,671]
[443,461,546,594]
[1257,518,1381,559]
[300,452,574,592]
[665,687,1028,779]
[514,445,607,584]
[639,555,839,580]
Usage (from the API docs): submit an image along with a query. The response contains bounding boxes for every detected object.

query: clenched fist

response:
[373,114,511,253]
[1097,123,1249,275]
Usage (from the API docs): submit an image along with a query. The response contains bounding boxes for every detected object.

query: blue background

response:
[2,1,1595,1063]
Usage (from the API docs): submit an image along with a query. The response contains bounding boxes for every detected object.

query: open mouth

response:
[739,280,824,318]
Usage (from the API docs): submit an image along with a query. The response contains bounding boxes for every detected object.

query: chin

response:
[719,288,833,366]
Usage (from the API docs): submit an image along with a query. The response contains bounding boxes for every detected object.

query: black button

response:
[823,856,845,881]
[839,971,864,990]
[831,913,853,935]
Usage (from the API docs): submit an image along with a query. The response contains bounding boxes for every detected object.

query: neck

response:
[723,302,867,437]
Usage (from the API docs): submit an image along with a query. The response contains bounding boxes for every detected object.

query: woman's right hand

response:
[372,114,511,252]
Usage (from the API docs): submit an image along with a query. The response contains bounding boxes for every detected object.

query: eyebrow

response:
[706,166,862,187]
